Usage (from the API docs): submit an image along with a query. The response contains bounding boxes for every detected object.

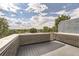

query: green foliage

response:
[43,26,49,32]
[54,15,71,32]
[48,28,53,32]
[8,29,29,34]
[0,18,9,38]
[52,26,57,32]
[38,29,43,32]
[43,26,53,32]
[29,28,37,33]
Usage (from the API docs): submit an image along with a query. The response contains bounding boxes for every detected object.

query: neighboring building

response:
[58,18,79,33]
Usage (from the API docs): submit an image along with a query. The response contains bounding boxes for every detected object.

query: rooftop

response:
[1,32,79,56]
[16,41,79,56]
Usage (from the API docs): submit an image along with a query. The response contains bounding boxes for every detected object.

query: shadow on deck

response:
[16,41,65,56]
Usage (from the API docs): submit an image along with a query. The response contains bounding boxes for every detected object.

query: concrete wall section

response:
[19,33,50,45]
[0,33,51,56]
[53,32,79,47]
[0,34,19,56]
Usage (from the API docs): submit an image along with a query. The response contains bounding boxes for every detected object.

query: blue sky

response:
[0,3,79,29]
[2,3,79,19]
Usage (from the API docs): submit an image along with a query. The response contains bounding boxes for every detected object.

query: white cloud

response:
[0,12,5,16]
[56,10,67,15]
[29,16,56,29]
[55,8,79,19]
[3,7,79,29]
[6,3,49,29]
[0,3,20,13]
[11,14,16,17]
[6,15,56,29]
[0,3,55,29]
[0,14,32,29]
[50,8,79,19]
[3,3,79,29]
[6,17,33,29]
[20,11,23,14]
[63,6,66,9]
[26,3,48,16]
[69,8,79,19]
[50,10,69,15]
[40,13,48,16]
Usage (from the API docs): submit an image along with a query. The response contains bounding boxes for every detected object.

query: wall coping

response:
[19,33,50,36]
[0,34,19,54]
[54,32,79,36]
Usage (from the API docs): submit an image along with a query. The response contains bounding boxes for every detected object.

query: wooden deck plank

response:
[16,41,65,56]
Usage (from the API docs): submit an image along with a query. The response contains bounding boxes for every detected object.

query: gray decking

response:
[16,41,65,56]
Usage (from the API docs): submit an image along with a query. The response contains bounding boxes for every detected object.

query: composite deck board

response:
[16,41,65,56]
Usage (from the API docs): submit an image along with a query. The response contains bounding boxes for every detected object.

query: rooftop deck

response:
[16,41,64,56]
[1,32,79,56]
[16,40,79,56]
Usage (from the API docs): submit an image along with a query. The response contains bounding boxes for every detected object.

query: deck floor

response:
[16,41,65,56]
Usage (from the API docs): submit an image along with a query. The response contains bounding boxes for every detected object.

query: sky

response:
[0,3,79,29]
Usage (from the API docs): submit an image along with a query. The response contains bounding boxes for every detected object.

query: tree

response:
[48,28,53,32]
[0,18,9,38]
[43,26,49,32]
[54,15,70,32]
[29,28,37,33]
